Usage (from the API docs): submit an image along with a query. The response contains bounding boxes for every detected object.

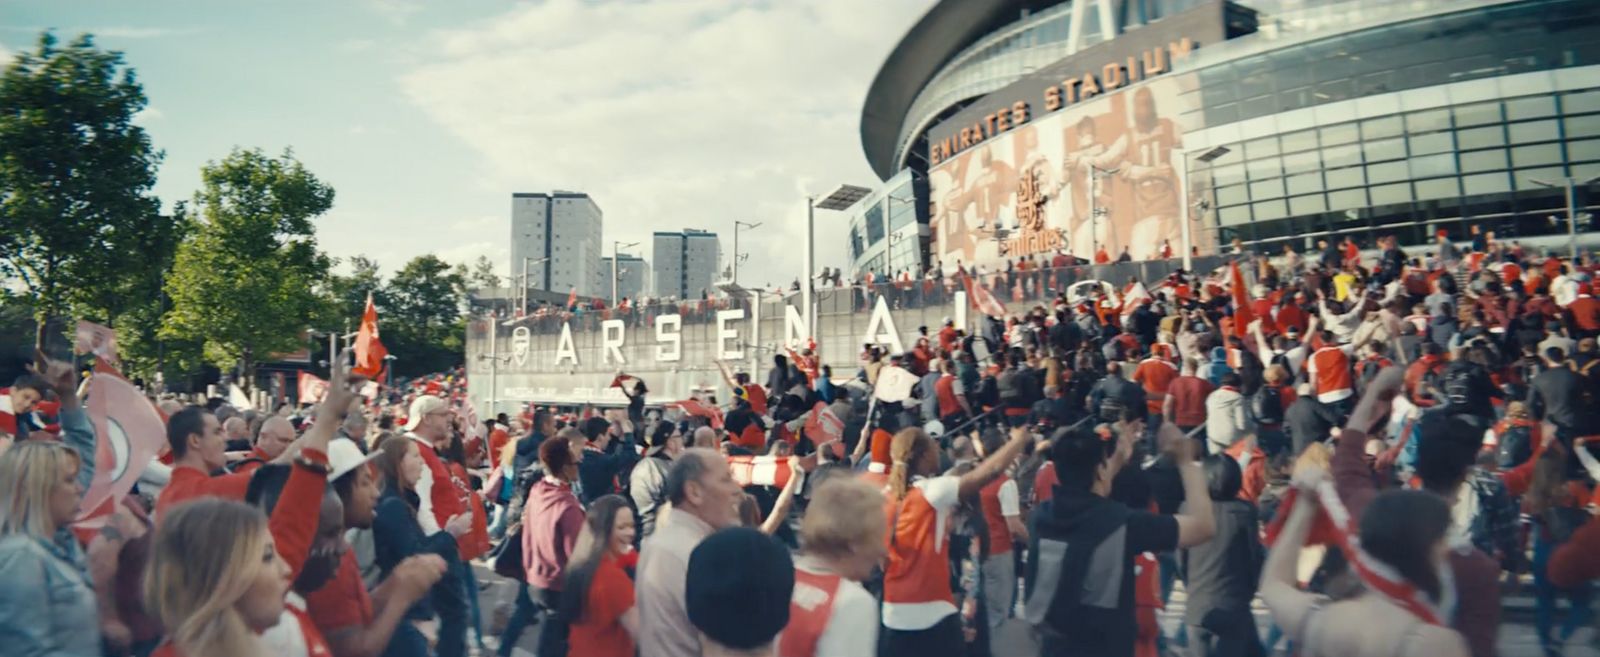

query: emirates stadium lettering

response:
[928,37,1196,166]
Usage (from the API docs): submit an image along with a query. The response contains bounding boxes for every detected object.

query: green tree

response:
[469,255,501,290]
[161,148,335,390]
[0,32,167,348]
[385,254,466,377]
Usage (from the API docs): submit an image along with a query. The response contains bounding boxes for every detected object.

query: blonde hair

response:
[800,477,887,557]
[146,499,272,657]
[1264,364,1289,386]
[887,428,934,501]
[0,440,81,538]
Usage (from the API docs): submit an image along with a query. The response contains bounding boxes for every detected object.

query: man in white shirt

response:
[637,449,744,657]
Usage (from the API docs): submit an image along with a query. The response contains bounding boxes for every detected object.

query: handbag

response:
[491,527,524,580]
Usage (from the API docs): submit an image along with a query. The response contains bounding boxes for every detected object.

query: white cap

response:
[404,395,447,431]
[328,437,379,481]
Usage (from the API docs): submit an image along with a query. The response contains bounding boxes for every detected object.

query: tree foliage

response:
[161,148,335,389]
[469,255,501,290]
[0,32,169,347]
[385,254,466,377]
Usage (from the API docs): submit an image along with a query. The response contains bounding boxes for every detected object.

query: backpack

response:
[1495,423,1534,469]
[1250,385,1285,426]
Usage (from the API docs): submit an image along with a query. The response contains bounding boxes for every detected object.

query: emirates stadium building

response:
[852,0,1600,278]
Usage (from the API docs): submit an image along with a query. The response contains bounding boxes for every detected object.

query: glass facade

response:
[845,170,930,280]
[1174,0,1600,253]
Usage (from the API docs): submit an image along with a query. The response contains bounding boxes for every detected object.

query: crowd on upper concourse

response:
[8,223,1600,657]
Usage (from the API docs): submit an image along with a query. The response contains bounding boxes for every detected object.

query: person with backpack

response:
[996,349,1040,428]
[1088,361,1147,424]
[1488,402,1542,470]
[1249,365,1293,441]
[630,422,684,540]
[1024,420,1215,657]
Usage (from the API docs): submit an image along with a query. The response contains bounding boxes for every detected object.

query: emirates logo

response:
[1017,170,1046,231]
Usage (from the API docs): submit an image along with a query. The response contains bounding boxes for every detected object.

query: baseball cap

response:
[686,527,793,650]
[403,395,447,431]
[328,437,379,481]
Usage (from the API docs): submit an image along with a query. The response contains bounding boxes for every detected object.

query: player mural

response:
[928,76,1206,271]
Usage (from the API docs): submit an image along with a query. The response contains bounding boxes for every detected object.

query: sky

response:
[0,0,935,288]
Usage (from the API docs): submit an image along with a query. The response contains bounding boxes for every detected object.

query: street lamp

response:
[611,241,639,307]
[809,184,873,339]
[732,221,762,286]
[1529,174,1600,258]
[1088,165,1120,261]
[1172,145,1233,270]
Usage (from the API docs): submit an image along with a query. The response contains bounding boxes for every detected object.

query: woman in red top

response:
[562,495,640,657]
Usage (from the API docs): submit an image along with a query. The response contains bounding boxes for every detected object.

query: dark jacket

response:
[513,431,547,476]
[1088,374,1147,421]
[1180,499,1263,624]
[1285,396,1341,454]
[577,439,639,505]
[1529,365,1589,433]
[372,488,459,578]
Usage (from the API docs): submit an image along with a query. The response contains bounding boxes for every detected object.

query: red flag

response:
[958,270,1008,317]
[1230,260,1253,338]
[673,399,724,428]
[76,367,167,525]
[353,293,388,379]
[609,372,634,388]
[297,371,329,403]
[803,401,843,445]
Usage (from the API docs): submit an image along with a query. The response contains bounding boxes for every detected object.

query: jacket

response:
[1204,387,1248,453]
[522,478,585,590]
[371,488,459,579]
[630,455,672,538]
[578,440,640,505]
[0,406,99,657]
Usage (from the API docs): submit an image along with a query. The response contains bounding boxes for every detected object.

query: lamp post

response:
[1172,145,1234,271]
[1088,165,1119,261]
[810,185,873,340]
[611,241,639,307]
[1529,174,1600,259]
[733,221,761,286]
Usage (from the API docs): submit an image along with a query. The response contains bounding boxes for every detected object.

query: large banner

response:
[929,76,1206,269]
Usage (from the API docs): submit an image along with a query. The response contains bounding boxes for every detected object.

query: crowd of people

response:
[4,229,1600,657]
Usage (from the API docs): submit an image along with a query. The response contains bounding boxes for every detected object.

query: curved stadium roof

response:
[859,0,1063,180]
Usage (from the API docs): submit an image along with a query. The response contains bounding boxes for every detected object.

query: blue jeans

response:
[431,556,470,657]
[1156,552,1188,648]
[1533,533,1595,648]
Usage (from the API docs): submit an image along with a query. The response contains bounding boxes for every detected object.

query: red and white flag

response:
[298,371,329,404]
[76,367,166,525]
[74,320,120,366]
[958,270,1008,318]
[610,372,636,388]
[727,454,794,488]
[803,401,843,445]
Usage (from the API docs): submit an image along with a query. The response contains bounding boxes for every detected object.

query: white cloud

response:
[0,42,11,67]
[136,106,164,122]
[397,0,934,287]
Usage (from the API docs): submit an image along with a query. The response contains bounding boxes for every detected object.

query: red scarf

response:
[1266,479,1445,626]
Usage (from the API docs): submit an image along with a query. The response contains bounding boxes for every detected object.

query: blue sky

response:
[0,0,933,287]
